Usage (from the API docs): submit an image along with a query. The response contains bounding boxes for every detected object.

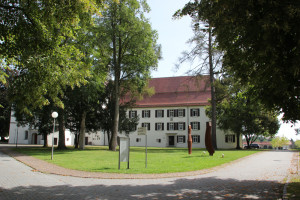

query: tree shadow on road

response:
[0,176,284,200]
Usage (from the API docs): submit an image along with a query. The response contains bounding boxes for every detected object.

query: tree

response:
[0,83,10,141]
[179,0,300,122]
[1,0,101,112]
[96,0,160,151]
[92,80,139,149]
[271,136,290,149]
[295,140,300,149]
[207,76,280,149]
[174,7,223,150]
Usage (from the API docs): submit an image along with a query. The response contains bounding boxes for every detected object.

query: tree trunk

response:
[79,111,87,150]
[43,132,48,147]
[110,79,120,151]
[74,131,79,149]
[236,133,241,149]
[57,108,67,150]
[208,25,217,150]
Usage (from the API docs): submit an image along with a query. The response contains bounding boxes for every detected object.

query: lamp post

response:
[51,112,58,160]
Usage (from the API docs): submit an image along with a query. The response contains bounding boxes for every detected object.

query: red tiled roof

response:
[124,76,211,108]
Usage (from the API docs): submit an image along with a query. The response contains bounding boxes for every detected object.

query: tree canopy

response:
[178,0,300,122]
[1,0,101,111]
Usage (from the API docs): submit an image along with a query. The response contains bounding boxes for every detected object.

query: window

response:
[142,123,150,131]
[155,110,164,118]
[191,122,200,130]
[177,135,186,143]
[129,110,137,118]
[142,110,150,118]
[190,108,200,117]
[192,135,200,143]
[178,122,185,131]
[155,123,164,131]
[169,109,174,117]
[136,138,141,142]
[225,135,235,143]
[156,139,161,143]
[168,122,175,130]
[24,131,28,140]
[178,109,185,117]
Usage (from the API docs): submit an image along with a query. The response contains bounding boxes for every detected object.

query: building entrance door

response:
[169,136,175,146]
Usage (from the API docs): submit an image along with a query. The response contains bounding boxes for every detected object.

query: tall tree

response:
[179,0,300,122]
[96,0,160,151]
[174,9,223,150]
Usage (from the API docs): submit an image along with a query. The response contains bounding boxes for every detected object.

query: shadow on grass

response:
[0,177,284,200]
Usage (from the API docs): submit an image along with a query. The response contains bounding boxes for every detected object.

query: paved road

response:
[0,150,296,200]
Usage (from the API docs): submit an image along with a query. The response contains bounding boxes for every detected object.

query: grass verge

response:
[286,151,300,199]
[15,146,259,174]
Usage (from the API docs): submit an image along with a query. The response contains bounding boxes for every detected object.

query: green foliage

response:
[178,0,300,122]
[0,0,101,112]
[206,76,280,147]
[95,0,161,150]
[15,147,259,174]
[294,140,300,149]
[271,136,290,148]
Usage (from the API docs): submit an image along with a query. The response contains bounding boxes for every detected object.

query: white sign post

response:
[137,127,147,168]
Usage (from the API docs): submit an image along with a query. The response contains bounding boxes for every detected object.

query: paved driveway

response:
[0,150,296,200]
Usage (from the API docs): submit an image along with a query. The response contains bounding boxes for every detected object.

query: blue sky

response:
[146,0,193,78]
[146,0,299,140]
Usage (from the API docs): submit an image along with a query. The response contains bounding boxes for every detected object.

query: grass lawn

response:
[15,146,259,174]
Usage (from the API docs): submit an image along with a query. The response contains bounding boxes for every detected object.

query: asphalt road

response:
[0,149,296,200]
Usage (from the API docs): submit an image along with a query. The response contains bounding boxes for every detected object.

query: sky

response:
[146,0,300,141]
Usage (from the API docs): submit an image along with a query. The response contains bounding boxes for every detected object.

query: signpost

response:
[118,136,130,169]
[137,127,147,168]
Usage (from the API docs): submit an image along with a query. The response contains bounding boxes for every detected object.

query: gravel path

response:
[0,145,298,200]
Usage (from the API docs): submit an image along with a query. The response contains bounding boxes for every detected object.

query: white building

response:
[9,76,241,149]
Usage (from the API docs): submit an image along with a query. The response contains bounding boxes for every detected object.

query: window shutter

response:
[174,123,177,130]
[148,123,150,131]
[142,110,145,118]
[197,109,200,116]
[162,123,164,130]
[190,109,192,116]
[155,123,157,130]
[134,111,137,117]
[155,110,157,117]
[225,136,228,143]
[162,110,164,117]
[142,123,144,127]
[183,136,186,143]
[183,123,186,130]
[149,110,151,118]
[167,110,169,117]
[167,123,169,130]
[175,109,178,117]
[183,109,185,117]
[233,135,236,143]
[129,111,132,118]
[198,122,200,130]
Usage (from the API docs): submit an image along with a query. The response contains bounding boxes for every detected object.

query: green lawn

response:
[15,146,259,174]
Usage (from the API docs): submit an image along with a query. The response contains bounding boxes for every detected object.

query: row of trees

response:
[0,0,160,150]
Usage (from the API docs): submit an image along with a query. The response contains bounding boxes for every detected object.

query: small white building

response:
[9,76,242,149]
